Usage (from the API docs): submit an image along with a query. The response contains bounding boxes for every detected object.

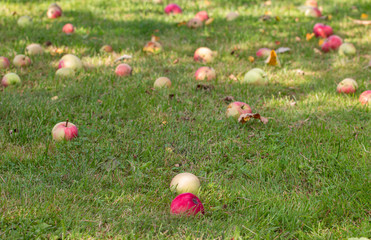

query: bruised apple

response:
[0,57,10,69]
[170,173,200,195]
[226,101,252,119]
[187,18,203,28]
[256,48,271,58]
[115,64,132,77]
[337,78,358,94]
[13,55,31,67]
[359,90,371,105]
[170,193,205,216]
[195,66,216,81]
[194,47,216,63]
[1,73,21,87]
[58,54,82,70]
[154,77,171,88]
[52,120,78,141]
[47,3,62,19]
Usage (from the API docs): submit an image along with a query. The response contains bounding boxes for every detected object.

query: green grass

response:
[0,0,370,239]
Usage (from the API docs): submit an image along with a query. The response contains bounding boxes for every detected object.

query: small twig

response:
[0,175,5,183]
[242,225,258,236]
[65,119,69,127]
[348,17,371,25]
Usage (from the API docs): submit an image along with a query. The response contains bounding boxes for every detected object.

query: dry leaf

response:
[248,56,255,62]
[318,39,324,46]
[275,41,281,45]
[177,21,187,27]
[196,84,214,91]
[296,36,301,42]
[276,47,291,53]
[313,48,322,55]
[97,99,102,104]
[306,33,315,41]
[238,113,268,124]
[51,96,58,101]
[151,35,160,42]
[172,58,179,64]
[205,18,214,25]
[162,121,167,125]
[228,74,238,81]
[223,96,235,103]
[114,55,132,62]
[275,16,280,21]
[361,13,368,19]
[265,50,280,67]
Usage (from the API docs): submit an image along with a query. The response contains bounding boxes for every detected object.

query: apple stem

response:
[66,119,69,127]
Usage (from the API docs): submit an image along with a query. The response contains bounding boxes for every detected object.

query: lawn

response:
[0,0,370,239]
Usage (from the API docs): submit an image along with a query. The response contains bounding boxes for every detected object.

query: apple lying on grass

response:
[195,67,216,81]
[187,18,203,28]
[63,23,74,35]
[2,73,21,87]
[313,23,333,38]
[226,101,252,119]
[305,7,321,17]
[58,54,83,70]
[256,48,271,58]
[194,47,216,63]
[56,68,75,78]
[338,43,356,56]
[241,68,268,85]
[0,57,10,69]
[170,193,204,216]
[321,35,343,53]
[52,120,78,141]
[337,78,358,94]
[100,45,113,53]
[195,11,209,21]
[47,3,62,19]
[13,55,31,67]
[165,3,182,15]
[359,90,371,105]
[154,77,171,88]
[17,16,32,27]
[26,43,44,55]
[170,173,200,195]
[115,64,132,77]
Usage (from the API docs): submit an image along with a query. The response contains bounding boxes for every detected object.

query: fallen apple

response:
[305,0,318,7]
[359,90,371,105]
[313,23,333,38]
[58,54,83,70]
[170,193,205,216]
[143,41,162,54]
[0,57,10,69]
[195,11,209,21]
[13,55,31,67]
[305,7,321,17]
[47,4,62,19]
[63,23,74,35]
[337,78,358,94]
[194,66,216,81]
[56,68,75,78]
[194,47,216,63]
[17,16,32,27]
[165,3,182,15]
[338,43,356,56]
[52,120,78,141]
[154,77,171,88]
[1,73,21,87]
[115,63,132,77]
[256,48,271,58]
[26,43,44,55]
[187,18,203,28]
[226,101,252,119]
[100,45,113,53]
[170,173,200,195]
[226,12,239,21]
[322,35,343,52]
[241,68,268,85]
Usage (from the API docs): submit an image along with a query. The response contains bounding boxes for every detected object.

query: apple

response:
[25,43,44,55]
[226,101,252,119]
[170,173,200,195]
[338,43,356,56]
[305,0,318,7]
[321,35,343,52]
[305,7,321,17]
[170,193,204,216]
[143,41,162,54]
[17,16,32,27]
[164,3,182,15]
[195,11,209,21]
[63,23,74,35]
[100,45,113,53]
[0,57,10,69]
[359,90,371,105]
[313,23,333,38]
[337,78,358,94]
[115,63,132,77]
[1,73,21,87]
[241,68,268,85]
[58,54,83,70]
[195,67,216,81]
[256,48,271,58]
[154,77,171,88]
[226,12,239,21]
[52,120,78,141]
[47,4,62,19]
[56,68,75,78]
[187,18,203,28]
[194,47,216,63]
[13,55,31,67]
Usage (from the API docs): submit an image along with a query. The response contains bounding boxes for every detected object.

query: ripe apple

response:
[56,68,75,78]
[13,55,31,67]
[337,78,358,94]
[195,67,216,81]
[256,48,271,58]
[1,73,21,87]
[187,18,203,28]
[241,68,268,85]
[143,41,162,54]
[170,173,200,195]
[0,57,10,69]
[313,23,333,38]
[305,7,321,17]
[195,11,209,21]
[17,16,32,27]
[226,12,239,21]
[305,0,318,7]
[321,35,343,52]
[115,64,132,77]
[164,3,182,15]
[226,101,252,119]
[338,43,356,56]
[63,23,74,35]
[359,90,371,105]
[100,45,113,53]
[47,4,62,19]
[26,43,44,55]
[52,120,78,141]
[170,193,205,216]
[58,54,83,70]
[154,77,171,88]
[194,47,216,63]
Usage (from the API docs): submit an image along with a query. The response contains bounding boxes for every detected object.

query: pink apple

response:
[170,173,200,195]
[195,67,216,81]
[154,77,171,88]
[164,4,182,15]
[194,47,216,63]
[47,4,62,19]
[13,55,31,67]
[26,43,44,55]
[313,23,333,38]
[359,90,371,105]
[305,7,321,17]
[322,35,343,52]
[52,120,78,141]
[170,193,204,216]
[100,45,113,53]
[195,11,209,21]
[0,57,10,69]
[58,54,83,70]
[256,48,271,58]
[2,73,21,87]
[115,64,132,77]
[63,23,74,35]
[187,18,203,28]
[337,78,358,94]
[226,101,252,119]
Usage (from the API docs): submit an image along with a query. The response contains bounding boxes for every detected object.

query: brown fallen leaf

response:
[228,74,238,81]
[238,113,268,124]
[196,84,214,91]
[172,58,179,64]
[205,18,214,25]
[248,56,255,62]
[177,21,187,27]
[313,48,322,55]
[223,96,234,103]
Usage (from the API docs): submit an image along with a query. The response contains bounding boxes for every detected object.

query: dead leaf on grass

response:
[238,113,268,124]
[196,84,214,91]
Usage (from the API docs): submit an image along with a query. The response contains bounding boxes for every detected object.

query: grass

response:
[0,0,370,239]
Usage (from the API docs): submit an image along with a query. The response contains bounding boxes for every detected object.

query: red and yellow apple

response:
[52,121,78,141]
[0,57,10,69]
[226,101,252,119]
[170,173,200,195]
[63,23,74,35]
[194,47,216,63]
[194,67,216,81]
[58,54,83,70]
[154,77,171,88]
[1,73,21,87]
[337,78,358,94]
[359,90,371,105]
[13,55,31,67]
[322,35,343,52]
[256,48,271,58]
[47,3,62,19]
[165,3,182,14]
[305,7,321,17]
[313,23,333,38]
[115,63,132,77]
[195,11,209,21]
[100,45,113,53]
[170,193,205,216]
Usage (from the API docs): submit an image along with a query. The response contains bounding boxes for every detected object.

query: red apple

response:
[187,18,203,28]
[195,11,209,21]
[0,57,10,69]
[52,120,78,141]
[58,54,83,70]
[226,101,252,119]
[359,90,371,105]
[47,5,62,19]
[256,48,271,58]
[154,77,171,88]
[170,193,204,216]
[322,35,343,52]
[100,45,113,53]
[13,54,31,67]
[2,73,21,87]
[63,23,74,35]
[313,23,333,38]
[115,64,132,77]
[194,47,216,63]
[337,78,358,94]
[305,7,321,17]
[164,4,182,15]
[194,67,216,81]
